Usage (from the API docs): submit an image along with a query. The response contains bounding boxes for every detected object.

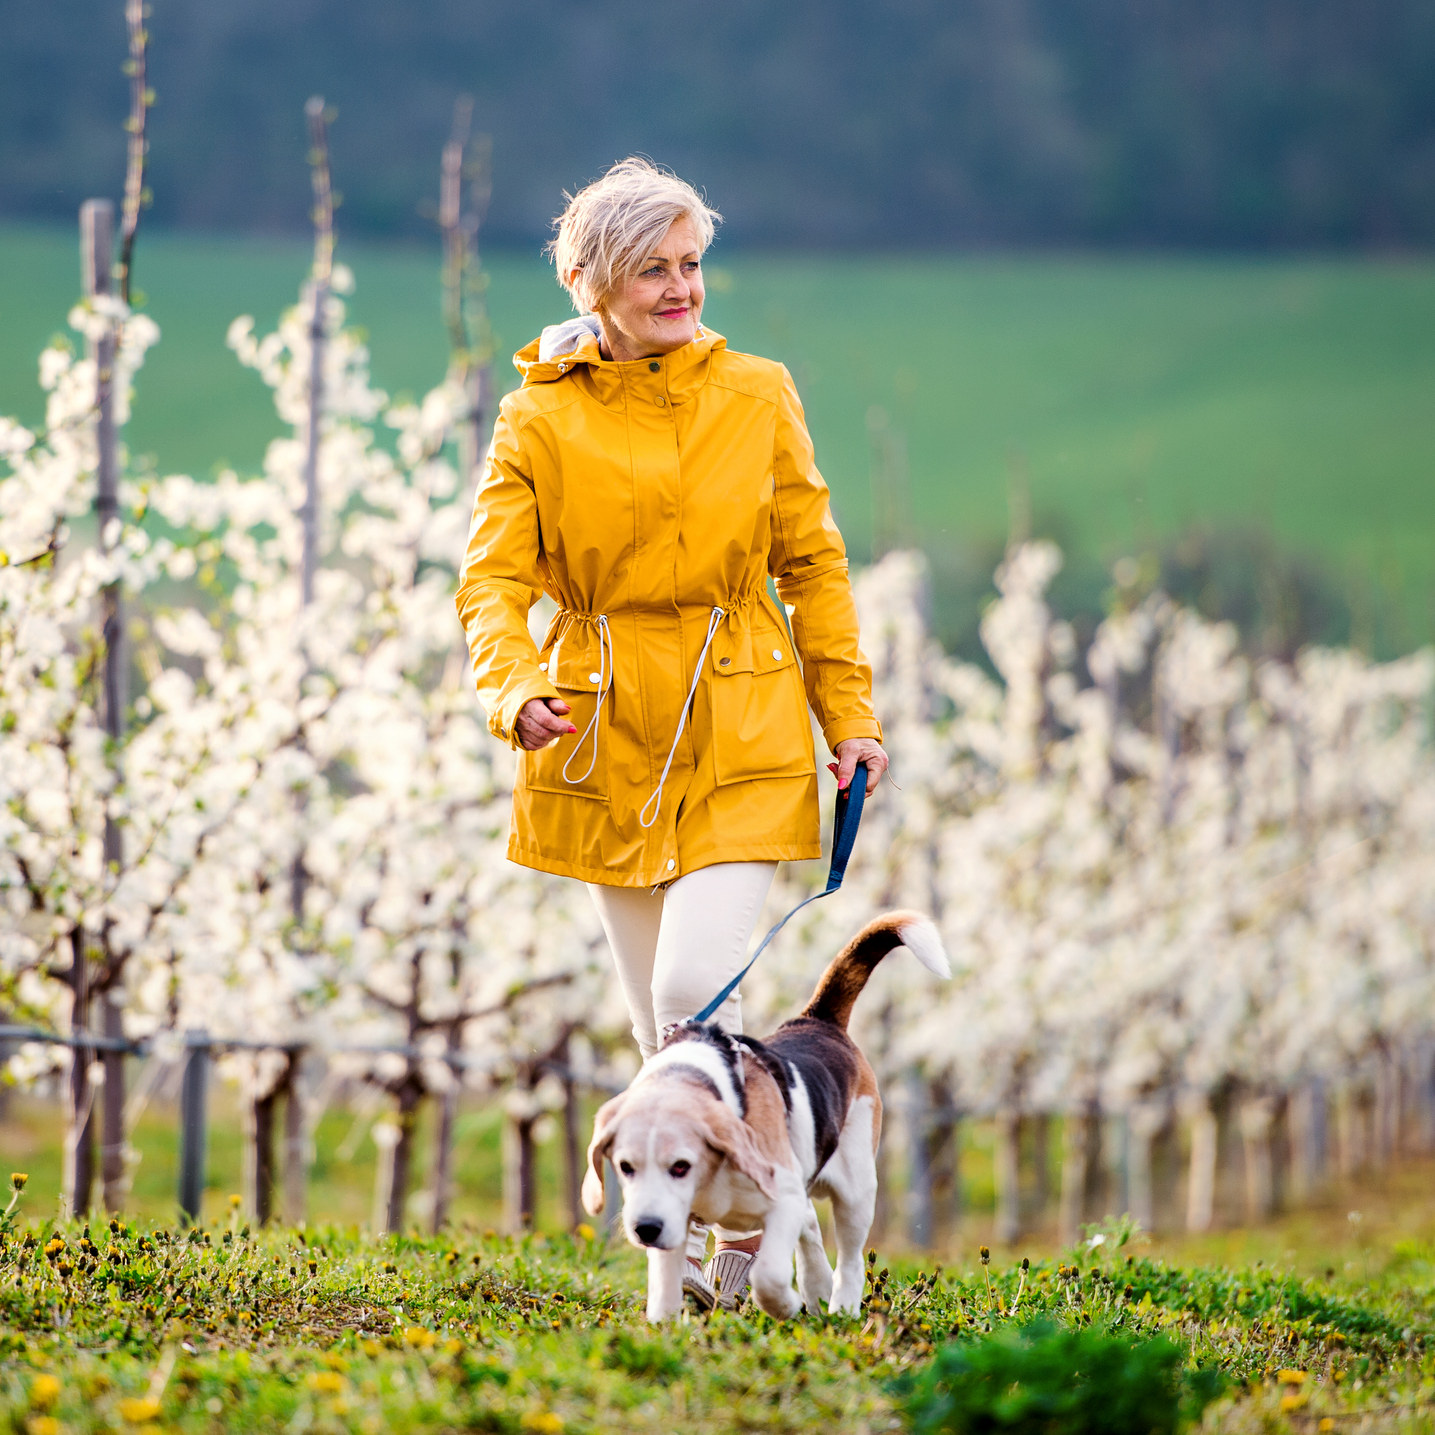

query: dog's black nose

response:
[634,1219,664,1246]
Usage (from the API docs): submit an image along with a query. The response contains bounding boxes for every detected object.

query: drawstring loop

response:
[561,613,613,785]
[639,605,725,829]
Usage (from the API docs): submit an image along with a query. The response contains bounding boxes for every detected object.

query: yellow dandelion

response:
[575,1223,595,1241]
[228,1194,242,1209]
[1319,1421,1335,1433]
[307,1371,345,1394]
[1279,1392,1309,1413]
[29,1374,61,1409]
[520,1412,564,1434]
[1276,1369,1307,1385]
[402,1327,436,1349]
[11,1172,28,1190]
[26,1417,61,1435]
[117,1396,162,1423]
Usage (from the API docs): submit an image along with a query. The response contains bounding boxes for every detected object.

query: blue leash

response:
[685,762,868,1025]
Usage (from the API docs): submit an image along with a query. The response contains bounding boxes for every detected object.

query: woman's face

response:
[594,216,705,362]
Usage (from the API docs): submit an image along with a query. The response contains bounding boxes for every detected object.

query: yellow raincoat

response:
[456,322,881,888]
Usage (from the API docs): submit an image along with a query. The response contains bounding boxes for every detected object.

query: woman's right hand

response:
[516,696,577,750]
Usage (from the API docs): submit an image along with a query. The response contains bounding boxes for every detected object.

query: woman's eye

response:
[669,1161,691,1179]
[618,1160,635,1177]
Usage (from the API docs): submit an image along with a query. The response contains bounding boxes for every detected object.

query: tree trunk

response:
[1026,1112,1050,1228]
[100,991,127,1212]
[504,1112,538,1232]
[249,1080,278,1226]
[904,1071,934,1248]
[1058,1104,1099,1245]
[371,1119,398,1236]
[993,1107,1021,1246]
[384,1077,421,1236]
[282,1053,306,1226]
[1287,1080,1326,1204]
[559,1044,583,1231]
[1373,1049,1398,1170]
[925,1081,961,1248]
[1126,1102,1166,1232]
[1185,1092,1218,1233]
[430,1066,459,1234]
[1240,1093,1278,1223]
[65,928,95,1218]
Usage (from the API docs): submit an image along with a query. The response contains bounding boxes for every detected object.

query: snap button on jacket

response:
[455,325,882,889]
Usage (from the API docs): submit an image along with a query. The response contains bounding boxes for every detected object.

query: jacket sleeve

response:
[768,365,884,752]
[454,401,561,748]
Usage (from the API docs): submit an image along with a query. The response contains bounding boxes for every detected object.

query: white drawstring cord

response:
[639,605,725,829]
[562,614,613,785]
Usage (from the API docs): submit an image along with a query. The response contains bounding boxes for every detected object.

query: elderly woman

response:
[456,157,887,1305]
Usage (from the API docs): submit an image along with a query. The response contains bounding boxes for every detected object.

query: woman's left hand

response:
[830,738,889,796]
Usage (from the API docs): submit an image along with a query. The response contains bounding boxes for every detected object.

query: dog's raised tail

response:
[800,911,950,1030]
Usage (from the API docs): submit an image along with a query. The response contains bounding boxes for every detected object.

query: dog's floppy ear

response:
[703,1098,779,1200]
[581,1092,626,1216]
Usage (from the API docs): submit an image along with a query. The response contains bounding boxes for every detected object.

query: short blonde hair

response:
[547,157,721,314]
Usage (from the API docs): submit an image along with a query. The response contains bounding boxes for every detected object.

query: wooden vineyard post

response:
[283,1052,306,1225]
[178,1030,211,1224]
[903,1071,934,1248]
[925,1081,962,1248]
[1058,1103,1099,1246]
[64,929,96,1218]
[993,1106,1021,1245]
[100,993,128,1212]
[557,1035,584,1231]
[248,1080,278,1225]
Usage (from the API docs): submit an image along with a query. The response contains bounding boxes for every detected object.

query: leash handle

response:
[684,761,868,1025]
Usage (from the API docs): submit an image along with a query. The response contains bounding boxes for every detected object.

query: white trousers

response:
[588,860,777,1259]
[587,860,778,1061]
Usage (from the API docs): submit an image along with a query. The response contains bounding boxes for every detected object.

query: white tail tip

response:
[899,918,950,979]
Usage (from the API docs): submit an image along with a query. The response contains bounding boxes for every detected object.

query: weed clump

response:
[896,1320,1223,1435]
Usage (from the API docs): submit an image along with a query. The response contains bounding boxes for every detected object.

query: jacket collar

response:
[514,318,725,408]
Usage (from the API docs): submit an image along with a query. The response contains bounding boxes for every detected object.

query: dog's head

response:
[581,1084,778,1250]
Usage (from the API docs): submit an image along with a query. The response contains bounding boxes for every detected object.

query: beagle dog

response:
[581,911,949,1322]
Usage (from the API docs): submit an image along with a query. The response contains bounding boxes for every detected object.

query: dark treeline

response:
[4,0,1434,248]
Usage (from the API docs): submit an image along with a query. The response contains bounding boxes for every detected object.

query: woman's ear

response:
[703,1099,779,1200]
[581,1092,625,1216]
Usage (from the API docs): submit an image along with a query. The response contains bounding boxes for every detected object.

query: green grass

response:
[2,1185,1434,1433]
[2,225,1434,647]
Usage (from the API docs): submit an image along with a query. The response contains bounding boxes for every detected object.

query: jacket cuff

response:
[822,716,884,752]
[492,674,563,749]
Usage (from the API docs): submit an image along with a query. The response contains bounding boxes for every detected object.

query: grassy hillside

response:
[2,226,1433,648]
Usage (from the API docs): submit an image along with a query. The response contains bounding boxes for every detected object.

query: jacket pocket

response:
[709,620,816,786]
[521,623,610,801]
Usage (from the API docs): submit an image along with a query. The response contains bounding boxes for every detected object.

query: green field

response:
[4,1167,1435,1432]
[2,225,1433,649]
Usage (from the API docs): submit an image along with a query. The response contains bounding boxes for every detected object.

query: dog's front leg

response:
[646,1243,687,1323]
[795,1201,833,1314]
[748,1186,806,1321]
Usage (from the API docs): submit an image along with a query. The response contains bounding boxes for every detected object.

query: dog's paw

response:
[751,1276,802,1321]
[827,1284,863,1317]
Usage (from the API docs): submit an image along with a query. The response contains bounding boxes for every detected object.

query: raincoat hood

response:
[514,317,728,393]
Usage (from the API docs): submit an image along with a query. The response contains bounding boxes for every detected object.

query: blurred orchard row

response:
[2,266,1432,1245]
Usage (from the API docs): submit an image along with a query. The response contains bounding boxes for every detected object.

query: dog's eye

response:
[618,1160,635,1177]
[669,1160,691,1179]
